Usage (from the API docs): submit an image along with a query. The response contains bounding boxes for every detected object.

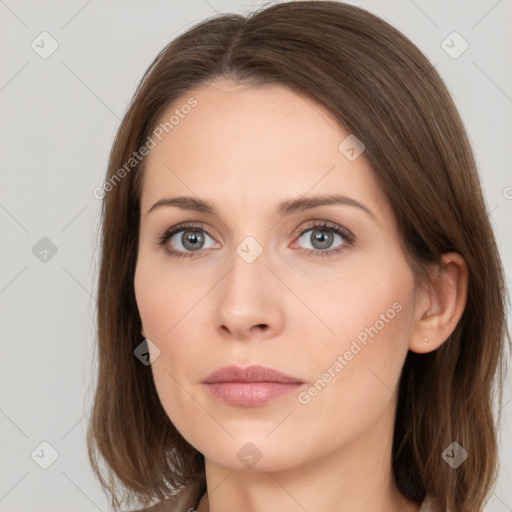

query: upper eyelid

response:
[164,219,346,233]
[161,220,352,243]
[158,221,354,260]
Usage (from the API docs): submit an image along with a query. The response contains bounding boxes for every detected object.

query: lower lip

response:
[204,382,303,407]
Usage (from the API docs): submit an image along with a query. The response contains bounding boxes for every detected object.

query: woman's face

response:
[134,78,419,472]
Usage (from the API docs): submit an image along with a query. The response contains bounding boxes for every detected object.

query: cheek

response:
[133,255,210,414]
[134,253,211,339]
[312,258,414,349]
[299,260,415,407]
[288,290,414,459]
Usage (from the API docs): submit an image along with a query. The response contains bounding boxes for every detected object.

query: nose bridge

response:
[214,233,284,339]
[223,234,269,306]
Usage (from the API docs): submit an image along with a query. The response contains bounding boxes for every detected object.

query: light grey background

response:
[1,0,510,511]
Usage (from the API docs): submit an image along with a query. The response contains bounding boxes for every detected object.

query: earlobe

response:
[409,252,468,354]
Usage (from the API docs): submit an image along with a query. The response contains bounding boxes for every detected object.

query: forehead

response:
[140,78,388,220]
[151,79,344,161]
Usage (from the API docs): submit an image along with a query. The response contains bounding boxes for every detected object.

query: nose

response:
[214,244,285,342]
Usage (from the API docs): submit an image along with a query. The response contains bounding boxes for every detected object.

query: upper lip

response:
[203,364,303,384]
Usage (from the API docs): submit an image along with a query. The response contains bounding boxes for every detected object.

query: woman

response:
[87,2,510,511]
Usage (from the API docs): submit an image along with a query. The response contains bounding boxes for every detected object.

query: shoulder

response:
[129,483,202,512]
[418,493,445,512]
[130,501,175,512]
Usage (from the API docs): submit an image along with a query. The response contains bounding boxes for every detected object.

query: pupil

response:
[179,229,333,252]
[312,229,333,249]
[183,230,204,251]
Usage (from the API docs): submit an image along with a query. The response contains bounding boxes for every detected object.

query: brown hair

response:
[87,1,510,511]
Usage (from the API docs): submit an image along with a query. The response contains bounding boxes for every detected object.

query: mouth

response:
[203,364,305,407]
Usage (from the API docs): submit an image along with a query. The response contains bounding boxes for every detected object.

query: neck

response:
[196,404,420,512]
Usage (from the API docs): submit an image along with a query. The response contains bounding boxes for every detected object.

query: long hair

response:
[86,2,510,510]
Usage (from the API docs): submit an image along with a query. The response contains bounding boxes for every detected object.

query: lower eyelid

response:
[160,223,353,256]
[169,229,218,251]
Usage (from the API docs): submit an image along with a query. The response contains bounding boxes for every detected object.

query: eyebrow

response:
[146,194,377,222]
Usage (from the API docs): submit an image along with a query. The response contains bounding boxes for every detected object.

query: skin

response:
[134,78,468,512]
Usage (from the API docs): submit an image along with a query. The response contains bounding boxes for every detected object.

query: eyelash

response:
[156,220,355,260]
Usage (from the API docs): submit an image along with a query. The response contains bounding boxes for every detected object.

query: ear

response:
[409,252,468,354]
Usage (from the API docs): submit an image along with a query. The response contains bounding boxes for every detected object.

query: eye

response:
[292,221,354,257]
[157,222,219,259]
[156,220,354,259]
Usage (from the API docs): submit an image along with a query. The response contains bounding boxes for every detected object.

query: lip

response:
[203,364,303,384]
[203,364,305,407]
